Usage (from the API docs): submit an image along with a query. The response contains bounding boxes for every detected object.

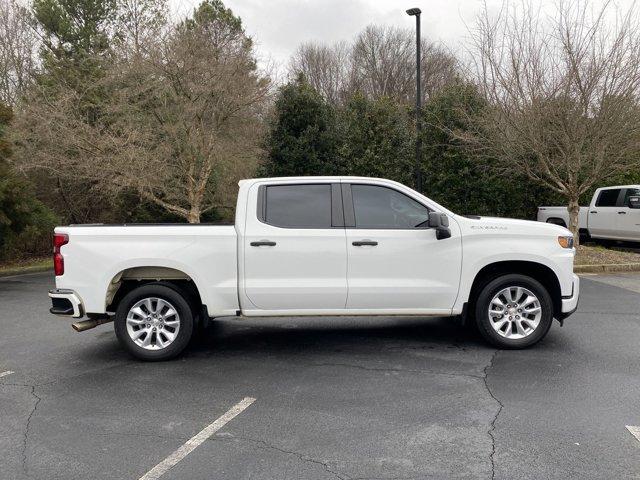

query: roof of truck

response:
[239,176,392,185]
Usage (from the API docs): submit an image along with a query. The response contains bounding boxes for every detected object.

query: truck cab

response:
[587,186,640,241]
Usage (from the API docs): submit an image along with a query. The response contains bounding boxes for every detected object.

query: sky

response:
[169,0,636,76]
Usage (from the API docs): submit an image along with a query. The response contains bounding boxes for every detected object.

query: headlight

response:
[558,236,574,249]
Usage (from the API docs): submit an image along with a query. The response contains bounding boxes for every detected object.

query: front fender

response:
[453,235,574,312]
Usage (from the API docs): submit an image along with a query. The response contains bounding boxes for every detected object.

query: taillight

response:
[53,233,68,276]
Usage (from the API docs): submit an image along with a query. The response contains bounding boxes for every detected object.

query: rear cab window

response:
[258,183,343,228]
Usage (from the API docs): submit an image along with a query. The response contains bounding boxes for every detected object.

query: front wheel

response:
[474,274,553,349]
[114,284,194,361]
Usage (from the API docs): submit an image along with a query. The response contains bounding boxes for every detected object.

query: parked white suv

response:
[538,185,640,242]
[49,177,579,360]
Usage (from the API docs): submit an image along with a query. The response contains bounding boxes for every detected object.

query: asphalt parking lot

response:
[1,272,639,480]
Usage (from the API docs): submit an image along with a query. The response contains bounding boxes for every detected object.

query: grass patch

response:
[0,256,52,276]
[575,245,640,266]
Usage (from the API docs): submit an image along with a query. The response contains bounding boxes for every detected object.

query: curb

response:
[0,264,53,278]
[574,263,640,274]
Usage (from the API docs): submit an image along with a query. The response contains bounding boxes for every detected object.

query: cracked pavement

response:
[482,351,502,480]
[1,272,640,479]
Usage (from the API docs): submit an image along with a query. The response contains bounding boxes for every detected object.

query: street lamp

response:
[406,7,422,193]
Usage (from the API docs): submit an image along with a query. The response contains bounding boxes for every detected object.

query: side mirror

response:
[428,212,451,240]
[628,196,640,209]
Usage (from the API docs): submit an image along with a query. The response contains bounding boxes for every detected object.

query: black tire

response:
[474,274,553,349]
[579,229,591,244]
[596,239,615,248]
[114,283,194,361]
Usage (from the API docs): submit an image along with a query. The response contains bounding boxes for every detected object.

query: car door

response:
[343,182,462,312]
[243,182,348,311]
[588,188,622,238]
[616,188,640,240]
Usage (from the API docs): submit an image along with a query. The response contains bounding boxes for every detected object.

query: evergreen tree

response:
[32,0,117,89]
[0,102,56,259]
[183,0,243,34]
[339,93,413,185]
[261,76,342,177]
[421,83,556,218]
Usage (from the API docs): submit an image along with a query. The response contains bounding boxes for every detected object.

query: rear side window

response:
[595,189,621,207]
[264,184,332,228]
[623,188,640,206]
[351,184,430,229]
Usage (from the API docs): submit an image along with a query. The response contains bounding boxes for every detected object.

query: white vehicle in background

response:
[49,176,579,360]
[538,185,640,242]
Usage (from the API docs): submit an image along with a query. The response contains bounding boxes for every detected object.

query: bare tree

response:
[0,0,38,105]
[465,0,640,243]
[289,41,350,105]
[288,24,459,105]
[14,4,270,223]
[350,25,415,101]
[114,0,168,56]
[351,25,458,102]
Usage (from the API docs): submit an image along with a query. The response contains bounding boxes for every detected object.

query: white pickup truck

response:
[49,176,580,360]
[538,185,640,242]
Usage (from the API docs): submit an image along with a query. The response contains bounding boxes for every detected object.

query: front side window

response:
[264,184,332,228]
[595,189,621,207]
[351,184,430,229]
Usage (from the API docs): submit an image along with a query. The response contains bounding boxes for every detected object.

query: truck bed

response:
[55,224,239,316]
[537,206,588,229]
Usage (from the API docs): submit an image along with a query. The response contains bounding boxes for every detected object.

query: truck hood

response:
[457,215,572,237]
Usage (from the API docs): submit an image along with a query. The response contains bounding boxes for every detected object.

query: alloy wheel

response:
[487,286,542,339]
[126,297,181,350]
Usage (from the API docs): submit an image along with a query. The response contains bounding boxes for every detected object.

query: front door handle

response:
[352,240,378,246]
[250,240,276,247]
[590,211,598,214]
[618,211,627,215]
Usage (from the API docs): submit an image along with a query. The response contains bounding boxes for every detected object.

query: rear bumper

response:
[558,274,580,319]
[48,289,84,318]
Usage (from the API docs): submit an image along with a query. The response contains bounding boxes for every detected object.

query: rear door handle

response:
[250,240,276,247]
[618,211,627,215]
[352,240,378,246]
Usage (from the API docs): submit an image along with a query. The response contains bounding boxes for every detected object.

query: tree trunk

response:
[187,207,201,224]
[567,197,581,247]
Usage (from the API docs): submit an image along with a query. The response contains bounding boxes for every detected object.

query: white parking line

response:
[626,426,640,442]
[138,397,256,480]
[0,370,14,378]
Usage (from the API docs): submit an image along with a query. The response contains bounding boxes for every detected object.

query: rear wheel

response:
[115,284,194,361]
[474,274,553,349]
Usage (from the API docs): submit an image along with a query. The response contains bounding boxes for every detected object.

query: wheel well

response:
[106,267,203,314]
[468,261,562,317]
[546,218,567,227]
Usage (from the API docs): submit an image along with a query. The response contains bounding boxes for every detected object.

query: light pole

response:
[406,7,422,193]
